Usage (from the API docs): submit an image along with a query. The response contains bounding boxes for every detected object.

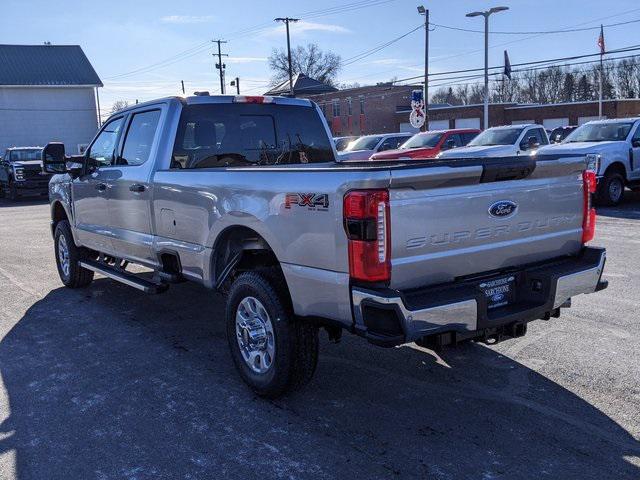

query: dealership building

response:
[306,82,640,135]
[0,44,102,155]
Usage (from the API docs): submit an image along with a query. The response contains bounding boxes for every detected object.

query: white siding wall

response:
[455,118,480,129]
[0,87,98,154]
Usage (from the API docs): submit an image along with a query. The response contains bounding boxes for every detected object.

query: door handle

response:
[129,183,146,193]
[96,182,108,191]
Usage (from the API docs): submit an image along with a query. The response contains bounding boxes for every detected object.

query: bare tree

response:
[110,100,130,114]
[268,43,342,86]
[615,58,638,98]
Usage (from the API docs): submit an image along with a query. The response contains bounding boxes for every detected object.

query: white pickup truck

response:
[537,118,640,205]
[438,124,549,159]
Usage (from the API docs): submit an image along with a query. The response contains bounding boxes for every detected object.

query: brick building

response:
[307,84,424,136]
[398,98,640,132]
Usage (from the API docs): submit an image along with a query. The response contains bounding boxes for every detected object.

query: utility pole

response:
[274,17,299,96]
[95,87,102,127]
[418,6,429,131]
[466,6,509,130]
[181,80,185,95]
[230,77,240,95]
[214,39,228,94]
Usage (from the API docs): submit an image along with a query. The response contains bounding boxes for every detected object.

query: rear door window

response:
[119,110,161,166]
[171,103,334,168]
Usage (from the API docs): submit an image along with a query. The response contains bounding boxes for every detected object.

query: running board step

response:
[79,260,169,294]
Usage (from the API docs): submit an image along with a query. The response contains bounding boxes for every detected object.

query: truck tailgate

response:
[388,156,585,290]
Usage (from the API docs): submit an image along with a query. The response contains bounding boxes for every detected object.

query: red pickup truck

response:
[370,128,480,161]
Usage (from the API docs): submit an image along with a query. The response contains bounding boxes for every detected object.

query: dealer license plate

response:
[479,276,515,309]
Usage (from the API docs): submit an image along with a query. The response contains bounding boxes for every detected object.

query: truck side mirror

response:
[446,139,456,150]
[42,142,67,173]
[633,139,640,148]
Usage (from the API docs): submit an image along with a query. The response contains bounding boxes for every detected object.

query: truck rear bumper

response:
[351,246,607,347]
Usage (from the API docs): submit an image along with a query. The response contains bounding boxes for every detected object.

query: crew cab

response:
[536,118,640,205]
[438,124,549,159]
[0,147,51,200]
[370,128,480,161]
[43,95,607,397]
[338,132,412,160]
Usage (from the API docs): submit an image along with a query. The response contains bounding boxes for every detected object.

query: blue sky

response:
[3,0,640,114]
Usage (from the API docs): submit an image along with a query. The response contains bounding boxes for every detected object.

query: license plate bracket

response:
[479,275,516,310]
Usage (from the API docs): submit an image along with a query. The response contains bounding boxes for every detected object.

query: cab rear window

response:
[171,103,335,169]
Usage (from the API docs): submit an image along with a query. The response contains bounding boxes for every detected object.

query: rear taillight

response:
[343,189,391,283]
[582,170,597,243]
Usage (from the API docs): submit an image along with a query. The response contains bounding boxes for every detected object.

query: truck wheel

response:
[226,270,319,398]
[54,220,94,288]
[597,171,625,206]
[7,179,19,201]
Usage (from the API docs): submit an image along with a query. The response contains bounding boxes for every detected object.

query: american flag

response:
[597,24,605,54]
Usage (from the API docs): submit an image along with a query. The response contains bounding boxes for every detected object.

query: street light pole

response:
[418,6,429,131]
[275,17,300,97]
[466,6,509,130]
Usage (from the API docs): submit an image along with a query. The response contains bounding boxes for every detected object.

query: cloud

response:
[160,15,214,24]
[265,20,350,37]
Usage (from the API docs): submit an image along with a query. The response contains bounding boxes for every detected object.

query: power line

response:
[391,44,640,84]
[429,17,640,35]
[342,24,423,66]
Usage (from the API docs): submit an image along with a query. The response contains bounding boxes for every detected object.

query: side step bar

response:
[79,260,169,294]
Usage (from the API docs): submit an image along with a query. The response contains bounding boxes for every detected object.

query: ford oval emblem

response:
[488,200,518,218]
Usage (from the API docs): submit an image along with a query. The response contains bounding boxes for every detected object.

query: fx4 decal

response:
[285,193,329,211]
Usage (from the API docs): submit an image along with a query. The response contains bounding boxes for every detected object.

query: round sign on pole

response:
[409,109,425,129]
[410,89,425,129]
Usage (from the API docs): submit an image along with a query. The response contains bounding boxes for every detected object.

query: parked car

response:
[334,135,358,152]
[537,118,640,205]
[370,128,480,161]
[548,125,578,144]
[438,124,549,158]
[338,132,412,160]
[43,94,607,397]
[0,146,51,200]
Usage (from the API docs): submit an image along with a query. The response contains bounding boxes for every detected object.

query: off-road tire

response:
[597,170,625,206]
[54,220,94,288]
[226,270,319,398]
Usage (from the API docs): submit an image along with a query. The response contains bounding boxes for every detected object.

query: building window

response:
[359,95,365,115]
[332,99,341,117]
[347,97,352,116]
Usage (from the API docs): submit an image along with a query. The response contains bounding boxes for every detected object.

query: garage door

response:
[578,116,603,125]
[543,118,569,129]
[429,120,449,130]
[512,119,534,125]
[455,118,480,129]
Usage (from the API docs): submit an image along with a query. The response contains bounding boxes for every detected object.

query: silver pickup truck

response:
[43,94,608,397]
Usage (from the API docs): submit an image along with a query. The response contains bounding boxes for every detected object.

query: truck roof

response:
[114,94,313,115]
[583,117,640,125]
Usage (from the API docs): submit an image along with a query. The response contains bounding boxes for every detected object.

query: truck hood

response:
[11,160,43,168]
[438,144,516,158]
[338,149,375,161]
[536,140,626,155]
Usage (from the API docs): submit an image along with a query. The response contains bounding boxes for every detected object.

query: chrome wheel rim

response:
[235,296,275,374]
[609,178,623,203]
[58,234,70,277]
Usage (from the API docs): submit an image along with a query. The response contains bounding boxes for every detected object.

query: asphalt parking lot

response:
[0,194,639,480]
